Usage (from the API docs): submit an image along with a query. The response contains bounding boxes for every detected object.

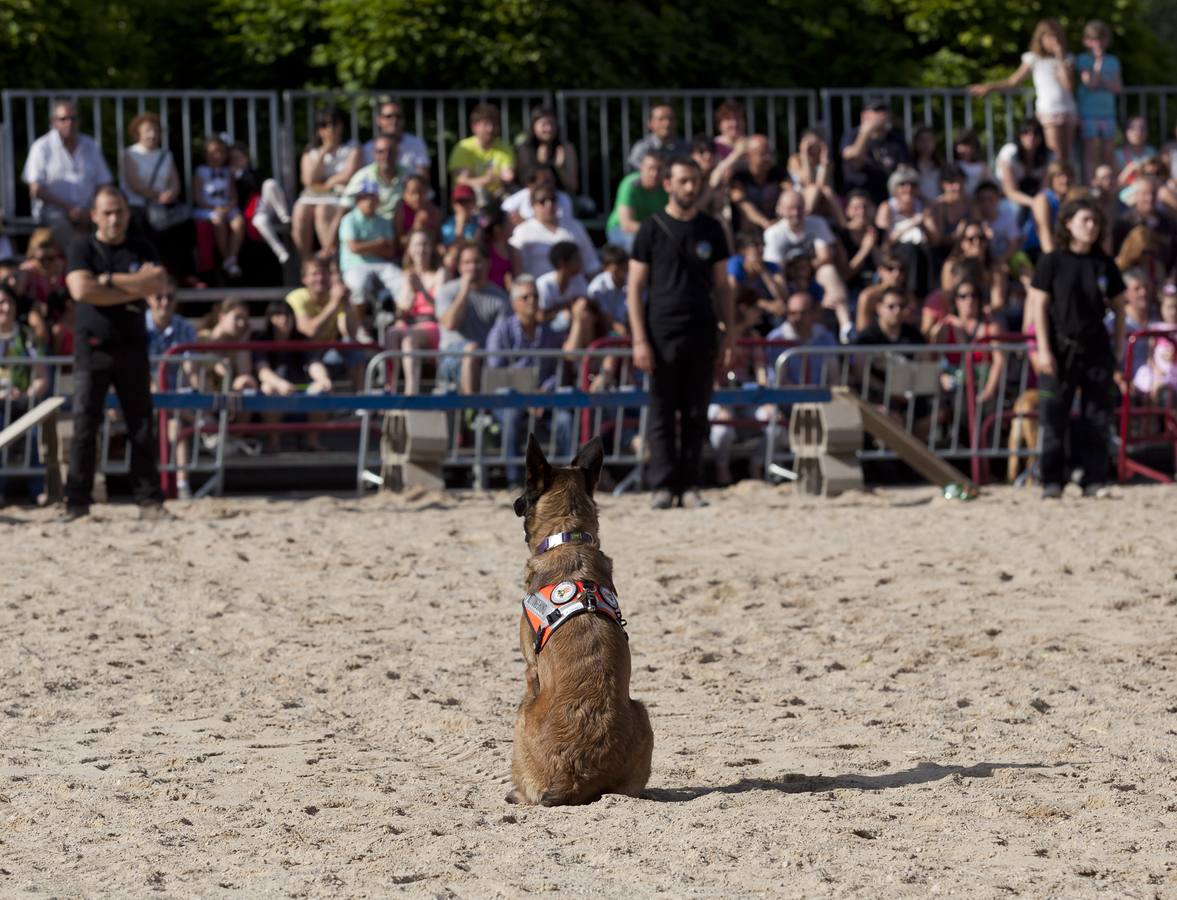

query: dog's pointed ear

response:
[524,433,552,501]
[571,436,605,497]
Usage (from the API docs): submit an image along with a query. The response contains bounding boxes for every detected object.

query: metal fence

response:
[5,85,1177,231]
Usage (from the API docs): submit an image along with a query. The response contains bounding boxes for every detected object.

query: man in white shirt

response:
[763,189,849,327]
[509,185,600,278]
[22,100,113,250]
[360,100,431,178]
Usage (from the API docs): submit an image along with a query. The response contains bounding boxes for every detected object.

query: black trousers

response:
[65,342,164,508]
[1038,353,1116,488]
[647,341,716,494]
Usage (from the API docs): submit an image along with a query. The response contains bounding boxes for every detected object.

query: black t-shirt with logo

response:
[67,234,159,347]
[632,209,729,351]
[1031,248,1125,361]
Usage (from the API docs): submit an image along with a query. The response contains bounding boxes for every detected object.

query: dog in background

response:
[508,434,653,806]
[1007,388,1039,484]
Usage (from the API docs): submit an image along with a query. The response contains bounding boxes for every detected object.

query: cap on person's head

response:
[355,178,380,197]
[452,184,475,202]
[864,97,889,113]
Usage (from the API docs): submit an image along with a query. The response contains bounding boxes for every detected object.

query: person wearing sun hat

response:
[338,177,401,313]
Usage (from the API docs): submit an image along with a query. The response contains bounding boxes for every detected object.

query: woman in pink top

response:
[388,229,443,395]
[479,207,520,291]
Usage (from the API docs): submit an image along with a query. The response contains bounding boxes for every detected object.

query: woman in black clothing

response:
[254,300,334,451]
[1028,197,1125,498]
[513,106,579,196]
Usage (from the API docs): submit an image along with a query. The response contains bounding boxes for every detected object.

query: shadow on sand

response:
[645,760,1055,802]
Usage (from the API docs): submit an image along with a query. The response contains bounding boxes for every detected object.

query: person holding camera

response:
[839,98,911,205]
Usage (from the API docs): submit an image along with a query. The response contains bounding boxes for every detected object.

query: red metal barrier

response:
[1117,327,1177,484]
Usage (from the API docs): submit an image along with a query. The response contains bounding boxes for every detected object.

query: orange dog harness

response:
[522,580,627,654]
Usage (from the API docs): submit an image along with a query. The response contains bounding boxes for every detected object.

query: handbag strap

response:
[147,150,170,192]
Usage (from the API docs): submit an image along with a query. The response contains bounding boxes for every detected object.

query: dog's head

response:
[514,433,604,545]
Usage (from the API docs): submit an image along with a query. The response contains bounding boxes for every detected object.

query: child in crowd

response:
[1076,19,1121,181]
[192,135,246,278]
[479,207,520,291]
[229,142,292,265]
[970,19,1077,163]
[1132,286,1177,403]
[1116,116,1158,204]
[337,179,401,315]
[535,241,588,330]
[951,130,992,196]
[587,244,631,335]
[387,229,443,395]
[254,300,333,451]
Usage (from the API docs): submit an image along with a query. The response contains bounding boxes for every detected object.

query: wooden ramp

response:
[0,396,65,502]
[834,387,978,492]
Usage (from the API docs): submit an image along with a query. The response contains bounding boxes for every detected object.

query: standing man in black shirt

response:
[63,185,169,520]
[1028,197,1125,499]
[628,157,734,509]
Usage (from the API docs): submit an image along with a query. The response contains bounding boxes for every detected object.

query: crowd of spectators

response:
[5,16,1177,489]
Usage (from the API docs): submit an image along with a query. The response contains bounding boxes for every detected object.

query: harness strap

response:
[521,579,626,654]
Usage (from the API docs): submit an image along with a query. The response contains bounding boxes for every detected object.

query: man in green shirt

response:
[448,103,516,202]
[607,152,667,251]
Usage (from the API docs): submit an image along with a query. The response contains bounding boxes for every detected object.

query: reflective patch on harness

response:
[598,586,619,610]
[551,581,578,604]
[521,579,627,653]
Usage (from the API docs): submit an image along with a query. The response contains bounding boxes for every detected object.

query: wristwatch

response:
[99,272,113,288]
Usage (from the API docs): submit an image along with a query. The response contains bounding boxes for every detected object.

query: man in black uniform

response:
[63,186,169,520]
[627,157,734,509]
[1028,197,1125,499]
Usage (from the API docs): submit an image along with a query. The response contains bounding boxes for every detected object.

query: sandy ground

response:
[1,482,1175,898]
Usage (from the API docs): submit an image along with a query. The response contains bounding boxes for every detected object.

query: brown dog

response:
[1007,389,1040,484]
[507,434,653,806]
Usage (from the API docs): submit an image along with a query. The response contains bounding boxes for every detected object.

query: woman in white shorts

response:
[292,107,360,262]
[970,19,1077,164]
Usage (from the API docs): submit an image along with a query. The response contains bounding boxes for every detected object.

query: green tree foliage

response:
[2,0,1174,91]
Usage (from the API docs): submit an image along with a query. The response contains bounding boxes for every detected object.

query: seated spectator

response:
[392,174,442,258]
[952,129,993,196]
[21,100,112,251]
[229,142,292,267]
[144,281,200,499]
[514,106,579,196]
[876,166,938,297]
[691,135,729,226]
[1090,163,1120,245]
[910,126,944,202]
[787,129,842,225]
[727,228,787,331]
[626,103,689,172]
[1111,267,1155,383]
[929,165,970,253]
[0,284,49,503]
[765,190,850,327]
[339,179,401,313]
[360,100,431,178]
[931,278,1006,404]
[941,220,1008,311]
[121,112,191,279]
[292,107,361,261]
[192,134,246,279]
[536,241,603,349]
[1113,176,1177,276]
[972,180,1022,262]
[287,256,357,342]
[587,244,630,335]
[1116,116,1157,203]
[388,229,443,395]
[994,118,1050,214]
[855,253,909,333]
[837,189,881,295]
[479,207,520,291]
[441,184,480,249]
[487,276,581,484]
[606,152,667,252]
[344,133,411,221]
[435,243,510,393]
[448,103,516,202]
[722,135,787,232]
[839,98,911,205]
[766,291,839,385]
[712,99,747,161]
[1133,286,1177,402]
[510,186,600,278]
[254,300,334,452]
[18,229,69,347]
[198,299,257,391]
[0,256,47,351]
[1025,161,1074,256]
[854,286,932,431]
[502,166,575,224]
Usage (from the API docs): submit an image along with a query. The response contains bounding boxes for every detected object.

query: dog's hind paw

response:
[505,789,523,804]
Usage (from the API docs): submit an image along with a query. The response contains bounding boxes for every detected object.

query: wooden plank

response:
[834,388,977,492]
[0,397,65,452]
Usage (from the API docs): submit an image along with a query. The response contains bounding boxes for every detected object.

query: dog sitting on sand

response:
[507,434,653,806]
[1007,389,1039,484]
